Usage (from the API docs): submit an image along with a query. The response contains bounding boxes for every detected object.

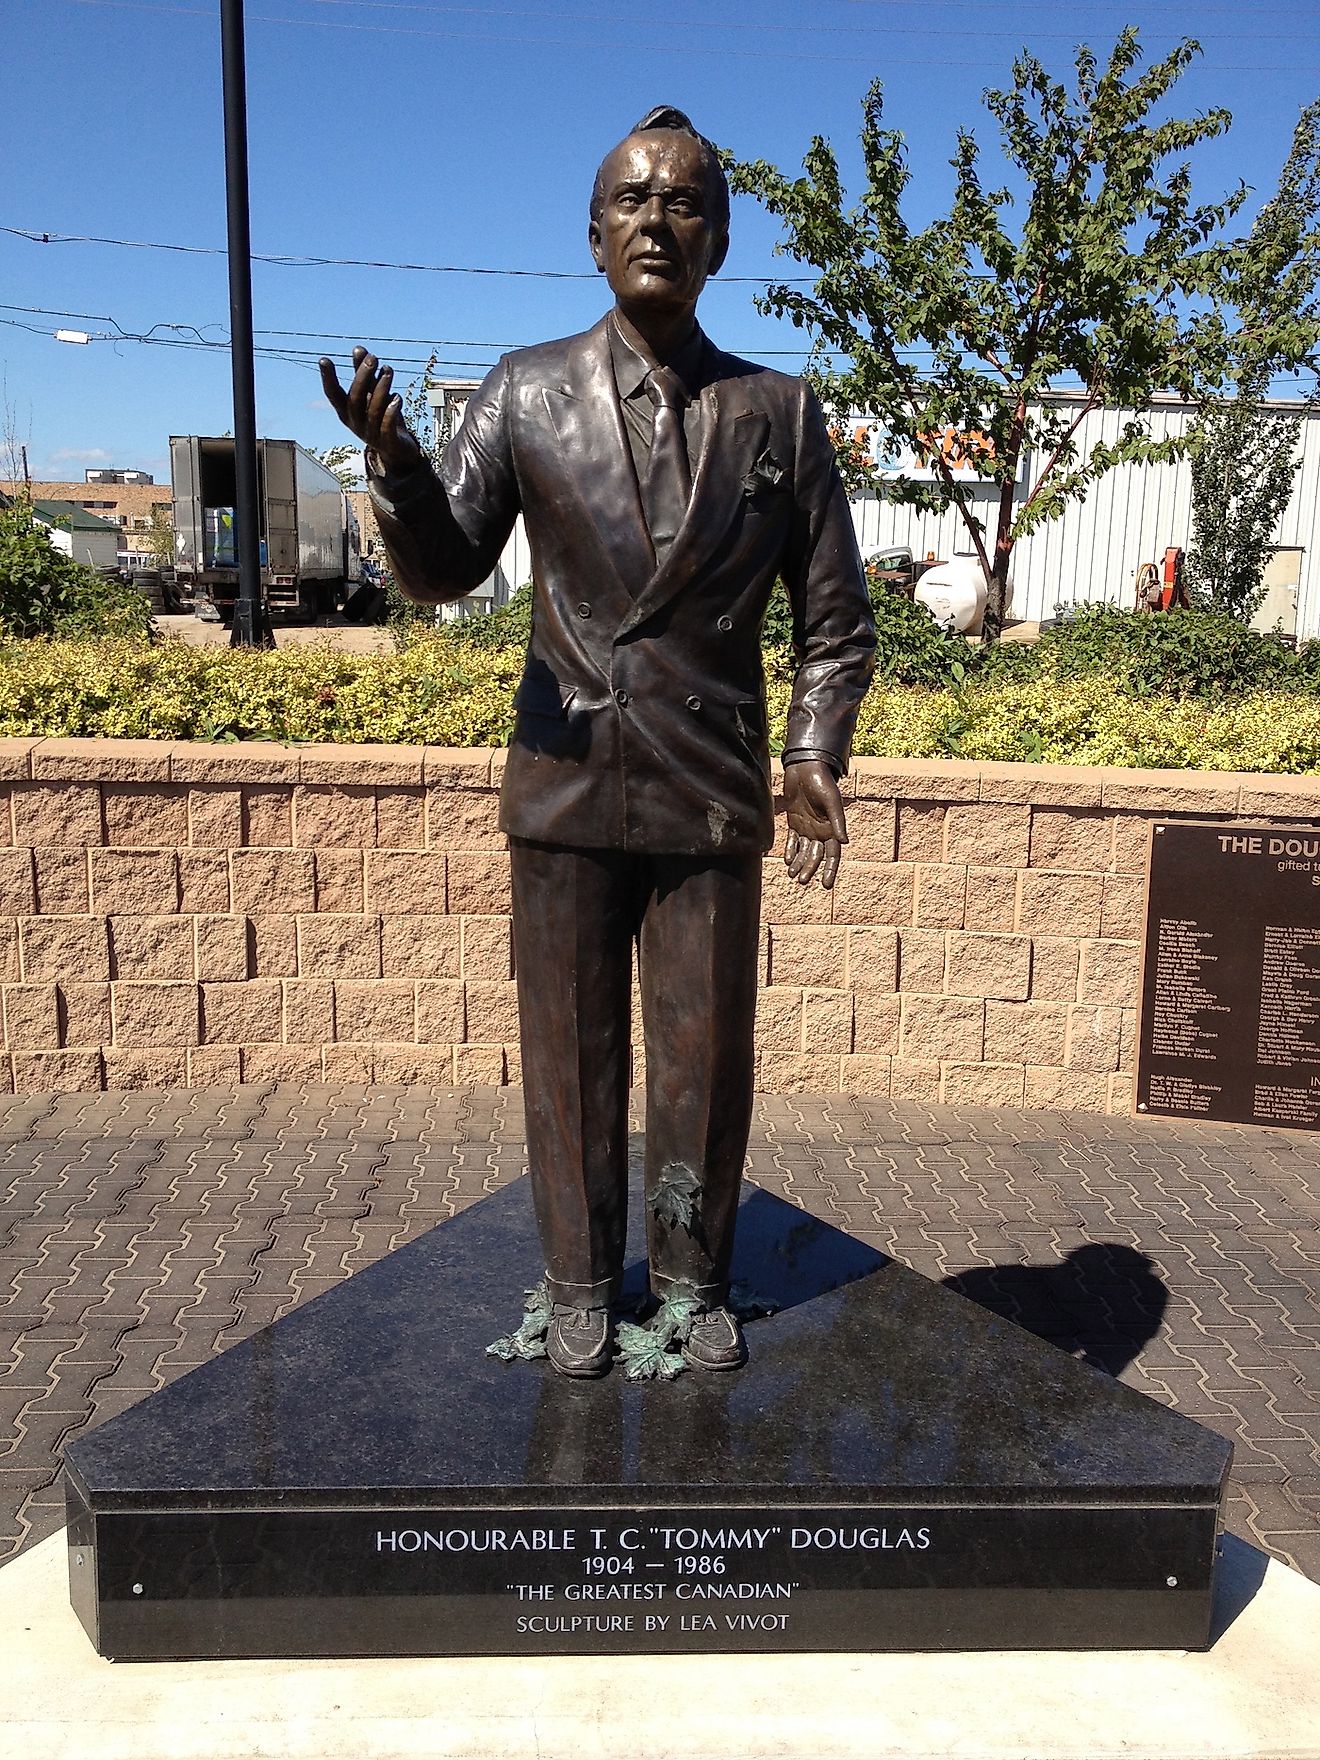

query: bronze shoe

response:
[546,1304,614,1378]
[681,1306,747,1371]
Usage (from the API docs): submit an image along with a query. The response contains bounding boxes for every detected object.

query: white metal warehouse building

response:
[429,382,1320,643]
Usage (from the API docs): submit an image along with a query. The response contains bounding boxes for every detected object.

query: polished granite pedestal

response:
[62,1179,1231,1661]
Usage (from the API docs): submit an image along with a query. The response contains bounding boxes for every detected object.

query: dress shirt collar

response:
[608,312,708,403]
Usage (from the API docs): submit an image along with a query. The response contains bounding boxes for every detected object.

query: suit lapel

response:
[540,318,655,601]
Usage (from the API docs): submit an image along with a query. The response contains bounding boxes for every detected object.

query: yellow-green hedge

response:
[1,636,1318,772]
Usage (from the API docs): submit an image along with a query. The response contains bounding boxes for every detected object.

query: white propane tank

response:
[914,553,1012,634]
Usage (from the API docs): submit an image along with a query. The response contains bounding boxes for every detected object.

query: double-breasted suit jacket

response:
[370,314,876,847]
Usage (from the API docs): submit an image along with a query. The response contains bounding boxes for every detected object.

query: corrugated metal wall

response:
[850,395,1320,639]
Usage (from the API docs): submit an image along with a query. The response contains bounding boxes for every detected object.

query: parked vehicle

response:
[170,436,362,622]
[863,545,941,597]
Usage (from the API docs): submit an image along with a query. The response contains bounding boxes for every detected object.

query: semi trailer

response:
[170,436,361,622]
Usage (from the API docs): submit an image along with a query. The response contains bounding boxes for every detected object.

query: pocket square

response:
[742,449,788,496]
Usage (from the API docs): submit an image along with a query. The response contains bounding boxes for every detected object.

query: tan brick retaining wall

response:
[0,738,1315,1112]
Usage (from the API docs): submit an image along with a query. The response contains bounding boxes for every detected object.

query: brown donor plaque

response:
[1137,820,1320,1130]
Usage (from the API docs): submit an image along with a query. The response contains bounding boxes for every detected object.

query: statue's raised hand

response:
[319,346,423,476]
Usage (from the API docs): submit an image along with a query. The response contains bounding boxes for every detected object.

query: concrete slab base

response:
[3,1530,1319,1760]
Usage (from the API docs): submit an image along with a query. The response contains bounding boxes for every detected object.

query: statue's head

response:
[588,106,730,321]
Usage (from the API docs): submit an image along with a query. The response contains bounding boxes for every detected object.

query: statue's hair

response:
[590,106,730,233]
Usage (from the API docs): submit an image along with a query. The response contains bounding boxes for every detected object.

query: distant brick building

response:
[1,480,172,568]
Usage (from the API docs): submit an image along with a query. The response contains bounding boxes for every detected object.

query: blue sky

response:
[5,0,1320,482]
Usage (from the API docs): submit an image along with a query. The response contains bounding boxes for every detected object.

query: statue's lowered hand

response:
[783,760,848,890]
[319,346,423,477]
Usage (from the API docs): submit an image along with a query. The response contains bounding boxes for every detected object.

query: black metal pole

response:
[220,0,272,647]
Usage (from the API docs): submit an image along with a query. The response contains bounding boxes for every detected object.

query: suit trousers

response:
[509,839,762,1309]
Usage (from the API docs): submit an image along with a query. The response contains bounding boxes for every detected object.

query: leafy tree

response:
[727,30,1266,642]
[142,501,176,572]
[313,443,365,490]
[0,499,153,640]
[1186,101,1320,620]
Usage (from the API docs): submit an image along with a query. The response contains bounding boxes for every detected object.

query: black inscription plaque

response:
[1137,819,1320,1130]
[64,1177,1231,1660]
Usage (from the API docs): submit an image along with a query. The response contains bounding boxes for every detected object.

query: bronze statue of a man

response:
[322,107,875,1378]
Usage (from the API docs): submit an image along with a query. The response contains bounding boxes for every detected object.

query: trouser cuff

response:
[545,1272,619,1310]
[650,1270,727,1308]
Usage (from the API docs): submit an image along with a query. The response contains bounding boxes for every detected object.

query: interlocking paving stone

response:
[1,1083,1319,1581]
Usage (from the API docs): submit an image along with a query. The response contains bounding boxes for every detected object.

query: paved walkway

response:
[1,1084,1317,1580]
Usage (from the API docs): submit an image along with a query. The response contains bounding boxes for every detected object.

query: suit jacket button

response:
[717,615,733,632]
[686,695,702,712]
[615,689,629,707]
[577,603,592,618]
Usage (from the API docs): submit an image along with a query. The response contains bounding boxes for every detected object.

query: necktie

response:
[643,366,692,555]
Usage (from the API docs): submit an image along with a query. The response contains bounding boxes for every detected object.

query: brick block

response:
[374,787,426,849]
[298,744,423,787]
[112,981,200,1048]
[964,865,1018,932]
[366,849,449,915]
[187,786,243,848]
[802,989,853,1054]
[102,784,188,847]
[768,925,845,989]
[294,784,375,849]
[187,1045,243,1087]
[90,850,178,915]
[1099,774,1240,815]
[0,786,11,842]
[756,1052,840,1094]
[759,861,836,925]
[842,799,896,860]
[13,1049,102,1092]
[0,848,36,914]
[20,917,110,982]
[314,850,365,913]
[335,979,415,1043]
[109,916,193,980]
[1028,807,1114,872]
[462,916,513,981]
[464,980,520,1043]
[104,1047,188,1090]
[1119,1008,1137,1067]
[60,978,111,1048]
[3,983,59,1050]
[200,980,283,1045]
[11,783,102,848]
[853,993,900,1054]
[242,785,294,847]
[415,979,466,1044]
[230,849,314,914]
[297,915,382,979]
[844,925,898,993]
[1029,937,1081,1002]
[914,864,966,929]
[179,851,231,915]
[839,1054,891,1094]
[446,853,511,916]
[1101,874,1146,940]
[1024,1066,1110,1112]
[170,743,299,784]
[1066,1004,1124,1072]
[944,803,1031,868]
[1078,939,1141,1007]
[194,915,250,982]
[946,931,1031,1001]
[422,747,493,790]
[941,1062,1026,1108]
[283,979,335,1044]
[381,915,461,979]
[0,921,17,982]
[976,763,1103,807]
[853,758,979,803]
[827,862,913,927]
[33,848,87,914]
[33,737,168,780]
[241,1045,324,1084]
[454,1044,507,1085]
[1111,814,1154,875]
[377,1044,455,1084]
[322,1044,374,1083]
[895,802,945,863]
[899,994,984,1061]
[888,1059,941,1103]
[1017,870,1103,936]
[897,927,946,992]
[248,914,298,977]
[755,987,802,1052]
[504,1041,523,1086]
[983,1001,1068,1066]
[1108,1072,1135,1114]
[0,740,32,781]
[426,787,504,850]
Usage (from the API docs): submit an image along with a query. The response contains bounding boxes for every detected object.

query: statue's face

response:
[589,132,728,320]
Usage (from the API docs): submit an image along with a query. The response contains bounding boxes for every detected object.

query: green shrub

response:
[0,500,153,641]
[1035,604,1313,698]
